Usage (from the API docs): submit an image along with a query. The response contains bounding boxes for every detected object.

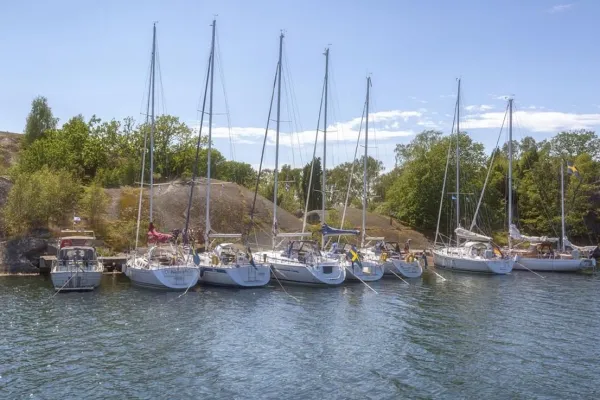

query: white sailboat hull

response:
[51,270,102,291]
[433,249,514,274]
[514,257,595,272]
[256,252,345,286]
[383,259,423,278]
[343,261,384,282]
[199,263,271,287]
[126,262,200,290]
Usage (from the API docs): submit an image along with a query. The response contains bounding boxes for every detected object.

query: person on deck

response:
[404,239,411,254]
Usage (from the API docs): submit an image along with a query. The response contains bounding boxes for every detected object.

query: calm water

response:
[1,271,599,399]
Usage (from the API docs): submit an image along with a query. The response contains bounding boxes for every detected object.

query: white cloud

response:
[191,109,421,147]
[547,4,573,13]
[465,104,494,112]
[410,96,428,104]
[462,110,600,132]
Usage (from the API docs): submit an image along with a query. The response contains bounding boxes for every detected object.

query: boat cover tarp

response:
[562,237,598,253]
[148,222,172,243]
[509,224,558,243]
[321,223,359,237]
[455,227,491,242]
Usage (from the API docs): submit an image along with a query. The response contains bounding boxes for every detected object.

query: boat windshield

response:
[287,241,321,257]
[329,243,353,254]
[59,247,96,261]
[373,241,401,253]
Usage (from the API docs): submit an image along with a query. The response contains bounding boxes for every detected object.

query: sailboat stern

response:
[390,258,423,278]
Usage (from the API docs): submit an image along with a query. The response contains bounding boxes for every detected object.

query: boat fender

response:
[405,253,415,263]
[211,254,219,265]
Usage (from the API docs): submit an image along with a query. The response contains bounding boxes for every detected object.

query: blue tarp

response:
[320,223,360,237]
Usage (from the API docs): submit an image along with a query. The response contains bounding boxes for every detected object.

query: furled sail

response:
[509,224,558,243]
[455,227,491,242]
[320,223,360,237]
[562,237,597,253]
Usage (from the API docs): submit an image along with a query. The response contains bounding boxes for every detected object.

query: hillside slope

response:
[333,206,430,249]
[103,181,430,249]
[0,132,21,171]
[105,180,303,248]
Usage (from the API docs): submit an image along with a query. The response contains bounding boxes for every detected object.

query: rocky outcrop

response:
[0,237,49,274]
[0,177,12,239]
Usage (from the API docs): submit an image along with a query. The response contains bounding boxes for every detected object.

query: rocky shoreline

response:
[0,237,54,274]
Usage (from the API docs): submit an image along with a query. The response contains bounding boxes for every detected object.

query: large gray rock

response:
[0,237,49,274]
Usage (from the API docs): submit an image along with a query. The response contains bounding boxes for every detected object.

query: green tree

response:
[301,157,322,212]
[386,131,486,232]
[550,129,600,159]
[3,167,80,235]
[79,181,110,233]
[24,96,58,145]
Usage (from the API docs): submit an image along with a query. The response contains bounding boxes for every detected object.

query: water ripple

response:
[1,273,600,399]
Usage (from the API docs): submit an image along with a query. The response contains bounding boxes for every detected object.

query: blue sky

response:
[1,0,599,171]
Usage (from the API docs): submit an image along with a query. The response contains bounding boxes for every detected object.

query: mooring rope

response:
[345,265,378,294]
[269,264,300,302]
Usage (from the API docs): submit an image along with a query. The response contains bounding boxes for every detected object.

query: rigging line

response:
[282,46,305,166]
[215,29,236,161]
[281,61,296,168]
[301,78,326,233]
[339,99,367,237]
[285,68,298,168]
[282,47,303,138]
[154,40,170,179]
[469,102,509,231]
[155,40,167,116]
[183,53,212,243]
[434,96,458,247]
[139,52,153,119]
[329,61,350,162]
[370,95,380,167]
[245,63,279,243]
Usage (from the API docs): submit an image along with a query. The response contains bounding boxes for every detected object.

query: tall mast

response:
[204,19,216,246]
[561,160,566,252]
[149,23,157,223]
[508,98,513,251]
[134,24,155,250]
[272,32,284,250]
[455,78,461,245]
[321,47,329,249]
[361,76,371,249]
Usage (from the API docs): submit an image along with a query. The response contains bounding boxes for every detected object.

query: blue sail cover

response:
[320,223,360,237]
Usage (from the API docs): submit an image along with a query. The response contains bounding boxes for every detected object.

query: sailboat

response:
[124,23,200,290]
[190,20,270,288]
[326,76,385,281]
[432,80,514,274]
[505,98,596,271]
[253,37,345,286]
[355,77,421,279]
